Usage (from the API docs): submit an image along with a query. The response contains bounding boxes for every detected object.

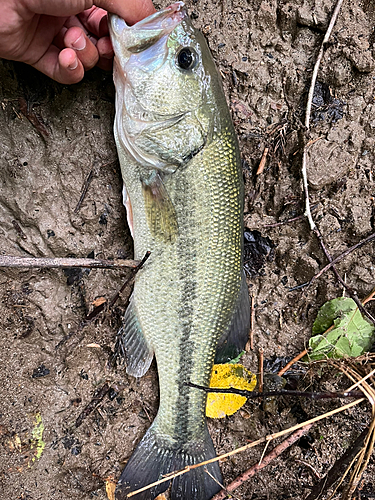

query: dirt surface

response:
[0,1,374,499]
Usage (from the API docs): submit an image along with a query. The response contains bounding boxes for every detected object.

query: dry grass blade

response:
[126,398,364,498]
[314,362,375,500]
[333,363,375,499]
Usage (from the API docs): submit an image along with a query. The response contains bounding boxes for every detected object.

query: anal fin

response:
[141,171,178,243]
[118,296,154,378]
[215,272,250,363]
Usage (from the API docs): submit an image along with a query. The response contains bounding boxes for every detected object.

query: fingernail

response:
[72,34,86,51]
[68,57,78,70]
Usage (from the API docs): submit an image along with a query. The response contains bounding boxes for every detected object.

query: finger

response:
[64,15,88,34]
[54,26,68,50]
[97,36,113,60]
[78,7,109,38]
[64,26,99,70]
[96,36,113,71]
[96,56,113,72]
[54,15,88,51]
[25,1,94,17]
[95,0,156,25]
[33,46,84,84]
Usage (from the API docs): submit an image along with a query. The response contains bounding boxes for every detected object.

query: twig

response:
[204,468,239,500]
[188,383,363,400]
[302,0,345,230]
[211,424,314,500]
[127,398,365,498]
[259,440,271,465]
[301,150,316,230]
[86,251,151,323]
[338,367,375,499]
[108,251,151,309]
[277,349,308,377]
[305,0,345,128]
[263,205,318,228]
[11,220,27,239]
[18,97,49,138]
[246,293,255,351]
[363,287,375,306]
[305,428,369,500]
[0,255,139,270]
[55,252,150,348]
[294,459,321,480]
[75,383,110,428]
[258,348,264,393]
[305,362,375,500]
[311,228,375,325]
[74,169,94,214]
[308,232,375,286]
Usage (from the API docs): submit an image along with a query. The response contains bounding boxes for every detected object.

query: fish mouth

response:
[109,2,186,54]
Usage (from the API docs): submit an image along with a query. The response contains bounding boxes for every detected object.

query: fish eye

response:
[176,47,197,70]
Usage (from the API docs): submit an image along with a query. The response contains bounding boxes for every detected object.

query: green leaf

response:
[308,297,375,361]
[228,350,246,364]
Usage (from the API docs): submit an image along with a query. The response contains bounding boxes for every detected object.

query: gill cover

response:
[109,2,213,173]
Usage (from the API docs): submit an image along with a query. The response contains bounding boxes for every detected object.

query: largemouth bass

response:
[109,3,250,499]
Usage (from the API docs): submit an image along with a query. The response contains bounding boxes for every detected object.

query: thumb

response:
[94,0,156,25]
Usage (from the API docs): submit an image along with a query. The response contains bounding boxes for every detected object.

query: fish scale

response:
[109,4,249,499]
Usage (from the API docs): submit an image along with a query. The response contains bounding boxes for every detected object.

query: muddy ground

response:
[0,0,375,499]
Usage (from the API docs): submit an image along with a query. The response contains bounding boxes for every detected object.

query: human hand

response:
[0,0,155,84]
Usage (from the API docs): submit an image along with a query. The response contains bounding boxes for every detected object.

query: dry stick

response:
[302,0,345,230]
[108,251,151,309]
[263,204,318,228]
[74,160,117,214]
[246,293,255,351]
[312,230,375,325]
[55,251,150,348]
[127,398,364,498]
[337,365,375,499]
[297,0,374,324]
[188,383,363,401]
[363,286,375,305]
[305,0,345,128]
[329,364,375,500]
[305,427,369,500]
[86,251,151,323]
[277,349,308,377]
[309,232,375,286]
[74,169,94,214]
[258,347,264,393]
[75,383,110,428]
[211,423,314,500]
[0,255,140,270]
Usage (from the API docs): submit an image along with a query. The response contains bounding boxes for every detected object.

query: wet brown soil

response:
[0,1,374,499]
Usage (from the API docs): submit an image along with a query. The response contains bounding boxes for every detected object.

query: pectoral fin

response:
[215,272,250,363]
[118,296,154,377]
[141,172,178,243]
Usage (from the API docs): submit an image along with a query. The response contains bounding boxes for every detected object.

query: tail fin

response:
[116,425,222,500]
